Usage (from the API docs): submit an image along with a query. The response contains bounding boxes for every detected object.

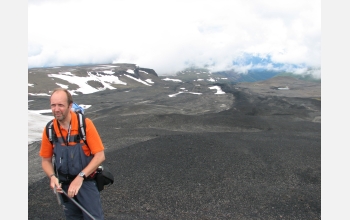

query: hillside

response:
[28,63,321,220]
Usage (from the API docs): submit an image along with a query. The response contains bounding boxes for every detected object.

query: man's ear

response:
[69,103,73,110]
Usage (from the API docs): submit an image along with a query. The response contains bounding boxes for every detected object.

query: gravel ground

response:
[28,75,321,220]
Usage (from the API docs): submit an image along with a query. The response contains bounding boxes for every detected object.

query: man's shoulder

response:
[84,117,94,125]
[75,113,94,127]
[45,118,55,128]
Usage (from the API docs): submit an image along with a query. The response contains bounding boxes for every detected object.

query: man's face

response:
[50,91,72,122]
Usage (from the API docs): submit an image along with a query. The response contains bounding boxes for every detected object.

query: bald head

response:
[51,88,73,105]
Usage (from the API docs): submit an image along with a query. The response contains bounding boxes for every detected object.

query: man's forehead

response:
[51,91,68,102]
[52,90,66,96]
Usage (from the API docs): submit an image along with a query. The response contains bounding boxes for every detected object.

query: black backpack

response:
[45,108,114,191]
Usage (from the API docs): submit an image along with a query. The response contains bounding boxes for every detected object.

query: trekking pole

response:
[53,186,63,205]
[60,189,96,220]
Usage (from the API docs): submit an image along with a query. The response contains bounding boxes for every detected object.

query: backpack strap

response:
[45,119,56,144]
[45,112,88,146]
[76,112,88,147]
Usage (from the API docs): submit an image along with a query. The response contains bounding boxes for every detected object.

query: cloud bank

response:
[28,0,321,77]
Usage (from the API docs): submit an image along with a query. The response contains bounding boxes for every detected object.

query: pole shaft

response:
[61,189,96,220]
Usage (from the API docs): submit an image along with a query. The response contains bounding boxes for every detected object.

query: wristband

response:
[49,173,56,178]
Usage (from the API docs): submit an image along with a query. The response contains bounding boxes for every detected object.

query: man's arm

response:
[81,150,106,177]
[66,150,105,198]
[42,157,61,192]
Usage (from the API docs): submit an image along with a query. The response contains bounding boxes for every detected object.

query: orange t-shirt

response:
[39,111,104,158]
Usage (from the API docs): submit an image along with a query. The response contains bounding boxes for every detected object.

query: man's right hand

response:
[50,175,62,193]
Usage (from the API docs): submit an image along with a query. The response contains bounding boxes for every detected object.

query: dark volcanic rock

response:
[28,65,321,220]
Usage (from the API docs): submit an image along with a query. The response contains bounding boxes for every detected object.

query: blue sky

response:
[28,0,321,78]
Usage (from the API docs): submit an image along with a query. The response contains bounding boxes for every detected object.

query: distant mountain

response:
[171,67,320,84]
[274,72,321,83]
[28,63,320,95]
[28,63,161,95]
[28,62,321,115]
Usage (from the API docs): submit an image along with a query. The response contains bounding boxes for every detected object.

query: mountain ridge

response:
[28,63,320,95]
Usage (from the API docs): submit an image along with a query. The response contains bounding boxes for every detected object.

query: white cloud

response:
[28,0,321,78]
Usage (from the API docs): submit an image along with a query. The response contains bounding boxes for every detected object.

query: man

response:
[39,88,105,219]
